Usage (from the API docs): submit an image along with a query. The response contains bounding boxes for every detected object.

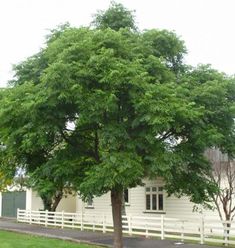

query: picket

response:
[17,209,235,246]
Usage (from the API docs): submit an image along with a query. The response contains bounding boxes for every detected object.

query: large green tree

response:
[0,3,234,248]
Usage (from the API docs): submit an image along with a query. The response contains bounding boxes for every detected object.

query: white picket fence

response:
[17,209,235,246]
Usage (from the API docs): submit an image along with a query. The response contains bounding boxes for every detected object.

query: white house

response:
[76,149,231,221]
[1,181,217,220]
[76,178,220,221]
[3,148,227,220]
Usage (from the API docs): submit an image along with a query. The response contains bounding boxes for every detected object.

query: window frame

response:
[145,186,164,212]
[85,197,94,208]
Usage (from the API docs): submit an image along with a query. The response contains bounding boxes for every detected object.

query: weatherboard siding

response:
[76,178,220,220]
[28,190,76,212]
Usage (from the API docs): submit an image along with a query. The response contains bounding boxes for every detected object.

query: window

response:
[145,186,164,211]
[85,197,94,208]
[124,189,129,205]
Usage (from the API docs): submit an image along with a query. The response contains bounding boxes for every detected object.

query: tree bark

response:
[41,191,63,212]
[121,193,126,216]
[111,188,123,248]
[51,194,63,212]
[42,196,52,211]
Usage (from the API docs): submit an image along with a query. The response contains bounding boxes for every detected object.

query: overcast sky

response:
[1,0,235,87]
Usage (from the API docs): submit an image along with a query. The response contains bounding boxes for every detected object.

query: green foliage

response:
[92,1,136,31]
[0,84,80,209]
[141,29,187,73]
[9,23,71,87]
[9,53,47,86]
[0,5,234,210]
[0,171,12,191]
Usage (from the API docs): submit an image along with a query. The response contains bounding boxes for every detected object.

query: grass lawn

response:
[0,230,102,248]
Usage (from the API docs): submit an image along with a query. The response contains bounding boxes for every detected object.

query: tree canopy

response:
[0,3,234,248]
[91,1,137,31]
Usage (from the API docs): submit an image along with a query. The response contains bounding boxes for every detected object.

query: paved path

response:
[0,218,221,248]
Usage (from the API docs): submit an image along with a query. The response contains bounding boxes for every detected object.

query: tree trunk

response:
[121,193,126,216]
[121,193,128,232]
[41,192,63,212]
[41,196,52,211]
[51,194,63,212]
[111,188,123,248]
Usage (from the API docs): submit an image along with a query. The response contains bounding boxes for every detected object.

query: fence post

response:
[128,215,132,236]
[45,210,48,227]
[29,209,32,224]
[181,220,184,242]
[145,218,149,238]
[161,215,165,240]
[224,226,228,246]
[81,213,84,231]
[54,211,56,225]
[93,215,95,232]
[61,211,64,229]
[223,222,229,247]
[200,216,205,244]
[72,214,75,229]
[103,214,106,233]
[17,208,19,222]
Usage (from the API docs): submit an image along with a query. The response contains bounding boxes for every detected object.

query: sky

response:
[0,0,235,87]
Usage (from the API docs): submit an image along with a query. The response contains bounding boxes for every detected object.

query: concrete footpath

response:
[0,218,220,248]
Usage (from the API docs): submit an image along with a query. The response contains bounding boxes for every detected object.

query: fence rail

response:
[17,209,235,246]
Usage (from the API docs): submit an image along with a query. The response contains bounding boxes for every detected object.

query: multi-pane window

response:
[145,186,164,211]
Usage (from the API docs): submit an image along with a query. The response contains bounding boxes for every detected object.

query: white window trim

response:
[145,186,165,212]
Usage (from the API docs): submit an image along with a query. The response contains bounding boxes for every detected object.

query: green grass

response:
[0,230,102,248]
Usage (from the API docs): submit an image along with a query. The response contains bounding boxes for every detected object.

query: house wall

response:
[76,178,220,221]
[27,189,76,212]
[27,189,44,210]
[57,194,77,212]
